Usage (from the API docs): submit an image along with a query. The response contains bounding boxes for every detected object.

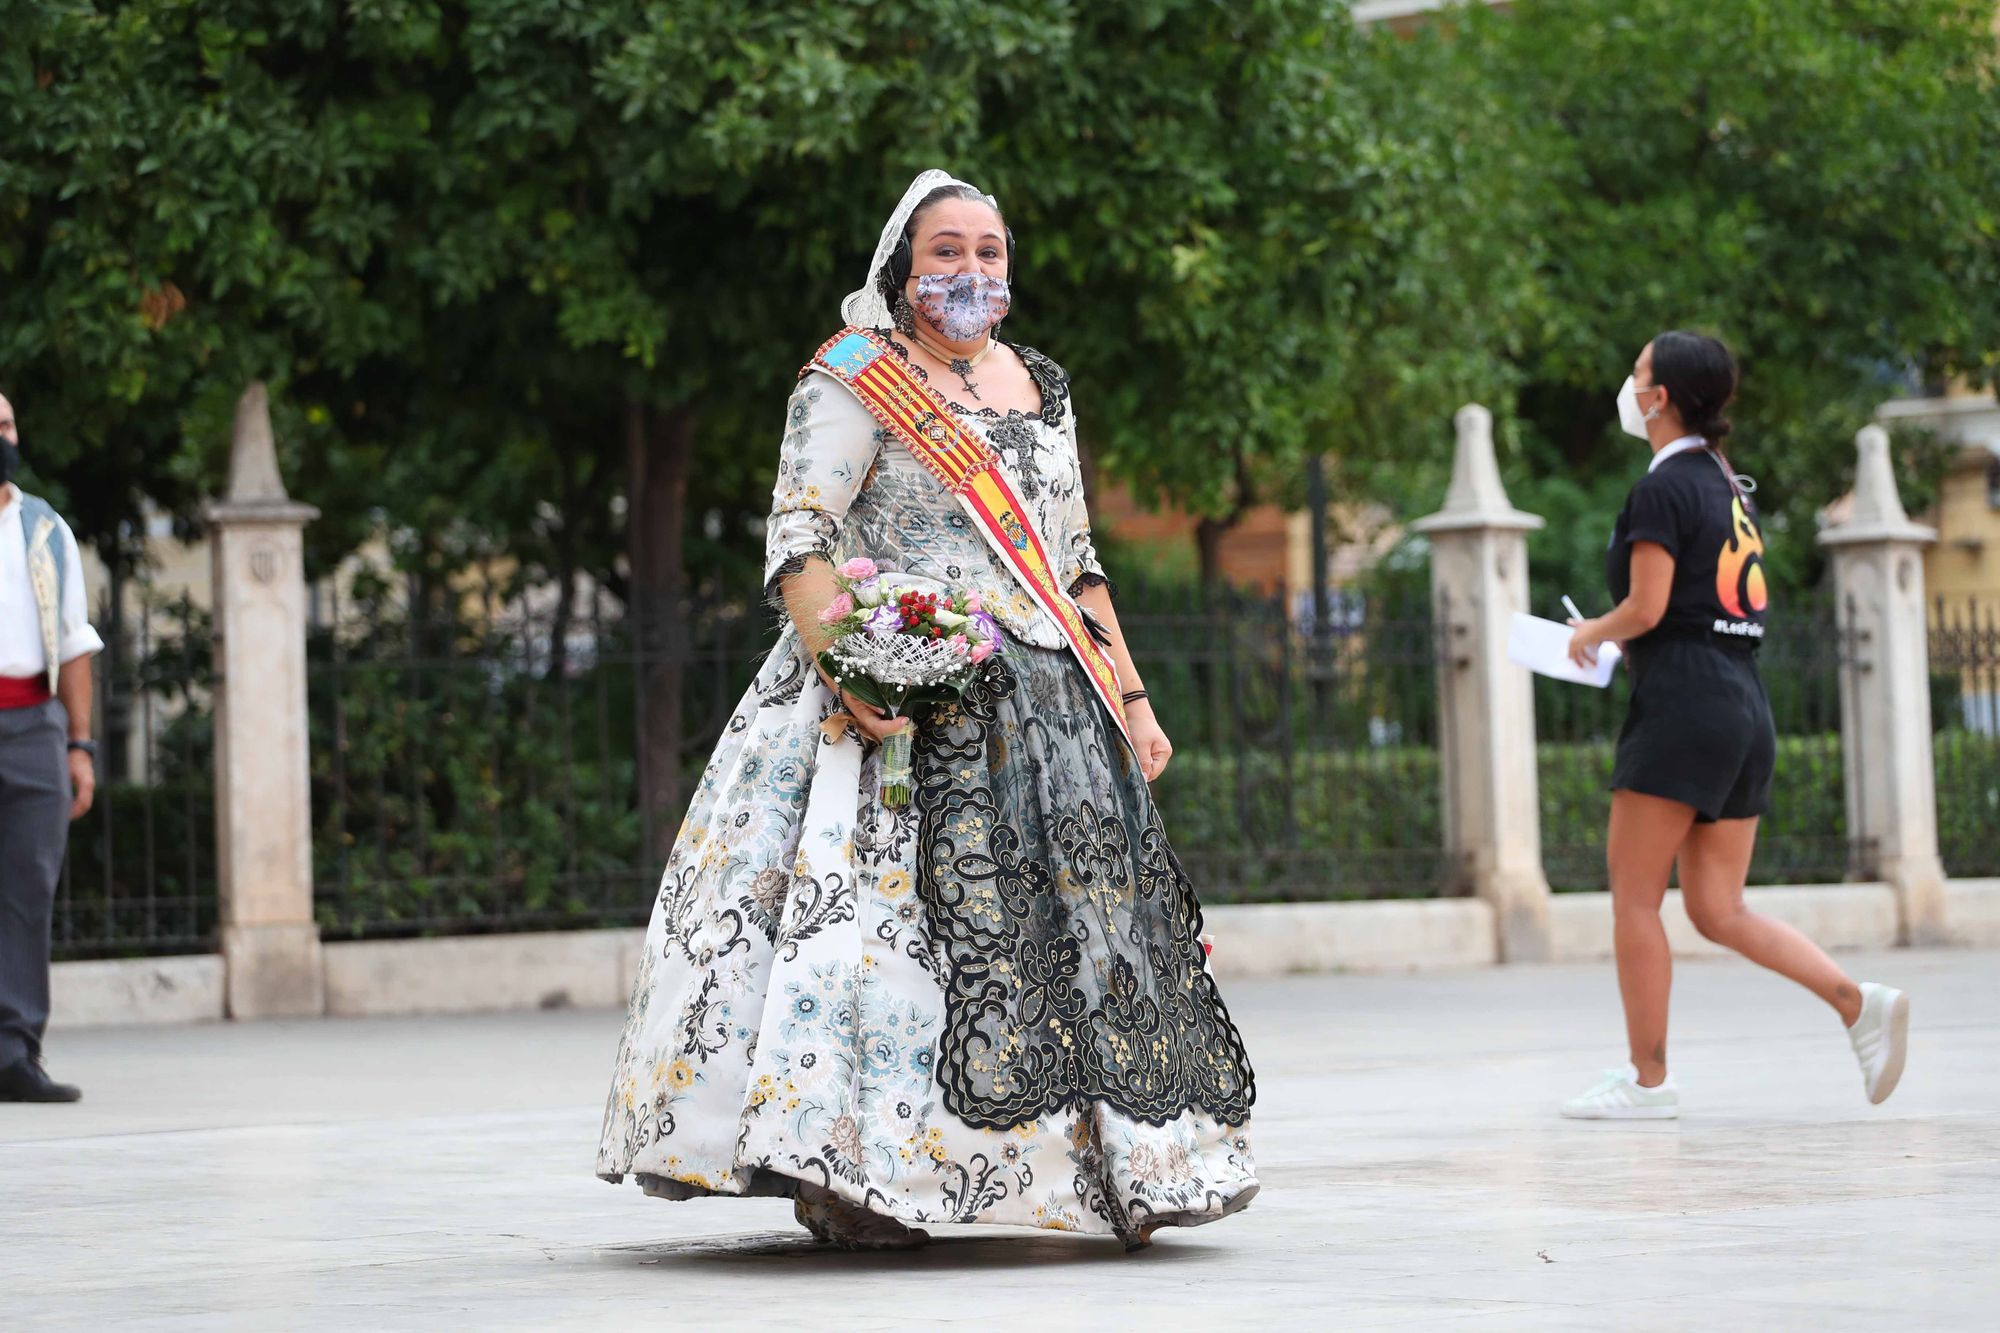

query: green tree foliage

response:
[974,5,1533,573]
[0,1,408,561]
[8,0,1998,614]
[3,2,1524,574]
[1441,0,2000,598]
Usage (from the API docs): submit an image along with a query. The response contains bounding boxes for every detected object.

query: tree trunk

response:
[101,556,130,783]
[627,398,693,862]
[1194,447,1255,596]
[1195,515,1230,592]
[1305,452,1330,638]
[546,451,578,682]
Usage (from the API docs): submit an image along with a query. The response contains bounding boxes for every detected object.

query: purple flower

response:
[968,610,1003,652]
[864,606,903,636]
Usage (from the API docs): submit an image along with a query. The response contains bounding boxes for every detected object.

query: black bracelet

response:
[67,739,98,755]
[1121,689,1149,704]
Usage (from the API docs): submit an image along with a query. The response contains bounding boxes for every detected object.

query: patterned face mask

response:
[912,272,1010,341]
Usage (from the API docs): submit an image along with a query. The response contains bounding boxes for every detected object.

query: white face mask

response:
[1616,375,1658,440]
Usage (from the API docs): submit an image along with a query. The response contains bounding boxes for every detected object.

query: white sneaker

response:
[1847,982,1910,1105]
[1561,1066,1679,1120]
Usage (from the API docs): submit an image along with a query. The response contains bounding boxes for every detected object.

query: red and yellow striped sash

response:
[805,326,1130,744]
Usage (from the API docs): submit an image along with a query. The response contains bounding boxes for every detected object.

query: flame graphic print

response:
[1715,495,1768,619]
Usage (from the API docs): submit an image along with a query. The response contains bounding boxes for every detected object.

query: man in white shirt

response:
[0,389,102,1103]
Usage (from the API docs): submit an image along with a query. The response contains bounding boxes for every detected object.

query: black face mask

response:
[0,441,18,486]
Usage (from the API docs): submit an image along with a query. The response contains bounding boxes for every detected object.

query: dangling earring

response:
[891,292,917,337]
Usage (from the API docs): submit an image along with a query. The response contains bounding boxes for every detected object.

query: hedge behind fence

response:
[1155,733,1855,903]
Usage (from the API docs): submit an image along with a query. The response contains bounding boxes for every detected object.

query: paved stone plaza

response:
[4,947,1996,1330]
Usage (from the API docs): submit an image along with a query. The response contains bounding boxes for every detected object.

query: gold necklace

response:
[909,327,996,401]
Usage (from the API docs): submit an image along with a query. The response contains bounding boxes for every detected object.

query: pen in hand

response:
[1562,595,1597,668]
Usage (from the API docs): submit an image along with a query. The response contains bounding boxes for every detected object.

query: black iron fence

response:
[1127,587,1446,901]
[1536,591,1857,891]
[51,590,216,961]
[1931,597,2000,877]
[67,574,1945,959]
[308,589,760,939]
[299,583,1450,938]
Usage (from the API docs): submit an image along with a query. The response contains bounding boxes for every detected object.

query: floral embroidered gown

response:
[597,336,1258,1239]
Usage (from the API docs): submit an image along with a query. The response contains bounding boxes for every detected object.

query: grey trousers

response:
[0,699,70,1068]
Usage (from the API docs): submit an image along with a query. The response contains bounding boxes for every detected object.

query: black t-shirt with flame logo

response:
[1605,447,1769,649]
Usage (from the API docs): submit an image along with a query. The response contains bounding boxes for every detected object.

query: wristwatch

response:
[67,739,98,756]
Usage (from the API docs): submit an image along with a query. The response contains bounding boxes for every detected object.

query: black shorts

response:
[1611,635,1775,823]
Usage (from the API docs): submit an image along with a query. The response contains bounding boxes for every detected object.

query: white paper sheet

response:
[1506,612,1621,688]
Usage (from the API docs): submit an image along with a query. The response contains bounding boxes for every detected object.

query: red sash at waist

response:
[0,675,53,710]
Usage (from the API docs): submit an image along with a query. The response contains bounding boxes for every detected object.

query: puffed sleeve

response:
[762,371,882,605]
[1057,392,1113,599]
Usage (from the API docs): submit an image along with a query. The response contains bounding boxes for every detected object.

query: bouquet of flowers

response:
[814,558,1003,807]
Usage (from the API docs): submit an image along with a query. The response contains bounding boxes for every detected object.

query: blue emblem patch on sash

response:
[821,332,882,377]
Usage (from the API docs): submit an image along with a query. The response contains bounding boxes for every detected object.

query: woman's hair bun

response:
[1649,330,1738,445]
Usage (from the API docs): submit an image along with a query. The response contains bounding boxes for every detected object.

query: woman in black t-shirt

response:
[1557,331,1909,1121]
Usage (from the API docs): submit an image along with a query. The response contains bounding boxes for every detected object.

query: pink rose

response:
[946,633,969,655]
[964,592,983,613]
[969,640,995,664]
[816,592,854,624]
[838,557,878,580]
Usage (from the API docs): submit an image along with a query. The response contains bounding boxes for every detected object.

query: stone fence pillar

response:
[208,384,325,1017]
[1819,425,1948,944]
[1412,405,1552,962]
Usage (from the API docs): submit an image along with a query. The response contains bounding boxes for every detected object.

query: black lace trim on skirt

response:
[912,654,1256,1130]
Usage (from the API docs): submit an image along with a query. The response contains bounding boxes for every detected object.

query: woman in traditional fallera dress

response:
[597,170,1257,1251]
